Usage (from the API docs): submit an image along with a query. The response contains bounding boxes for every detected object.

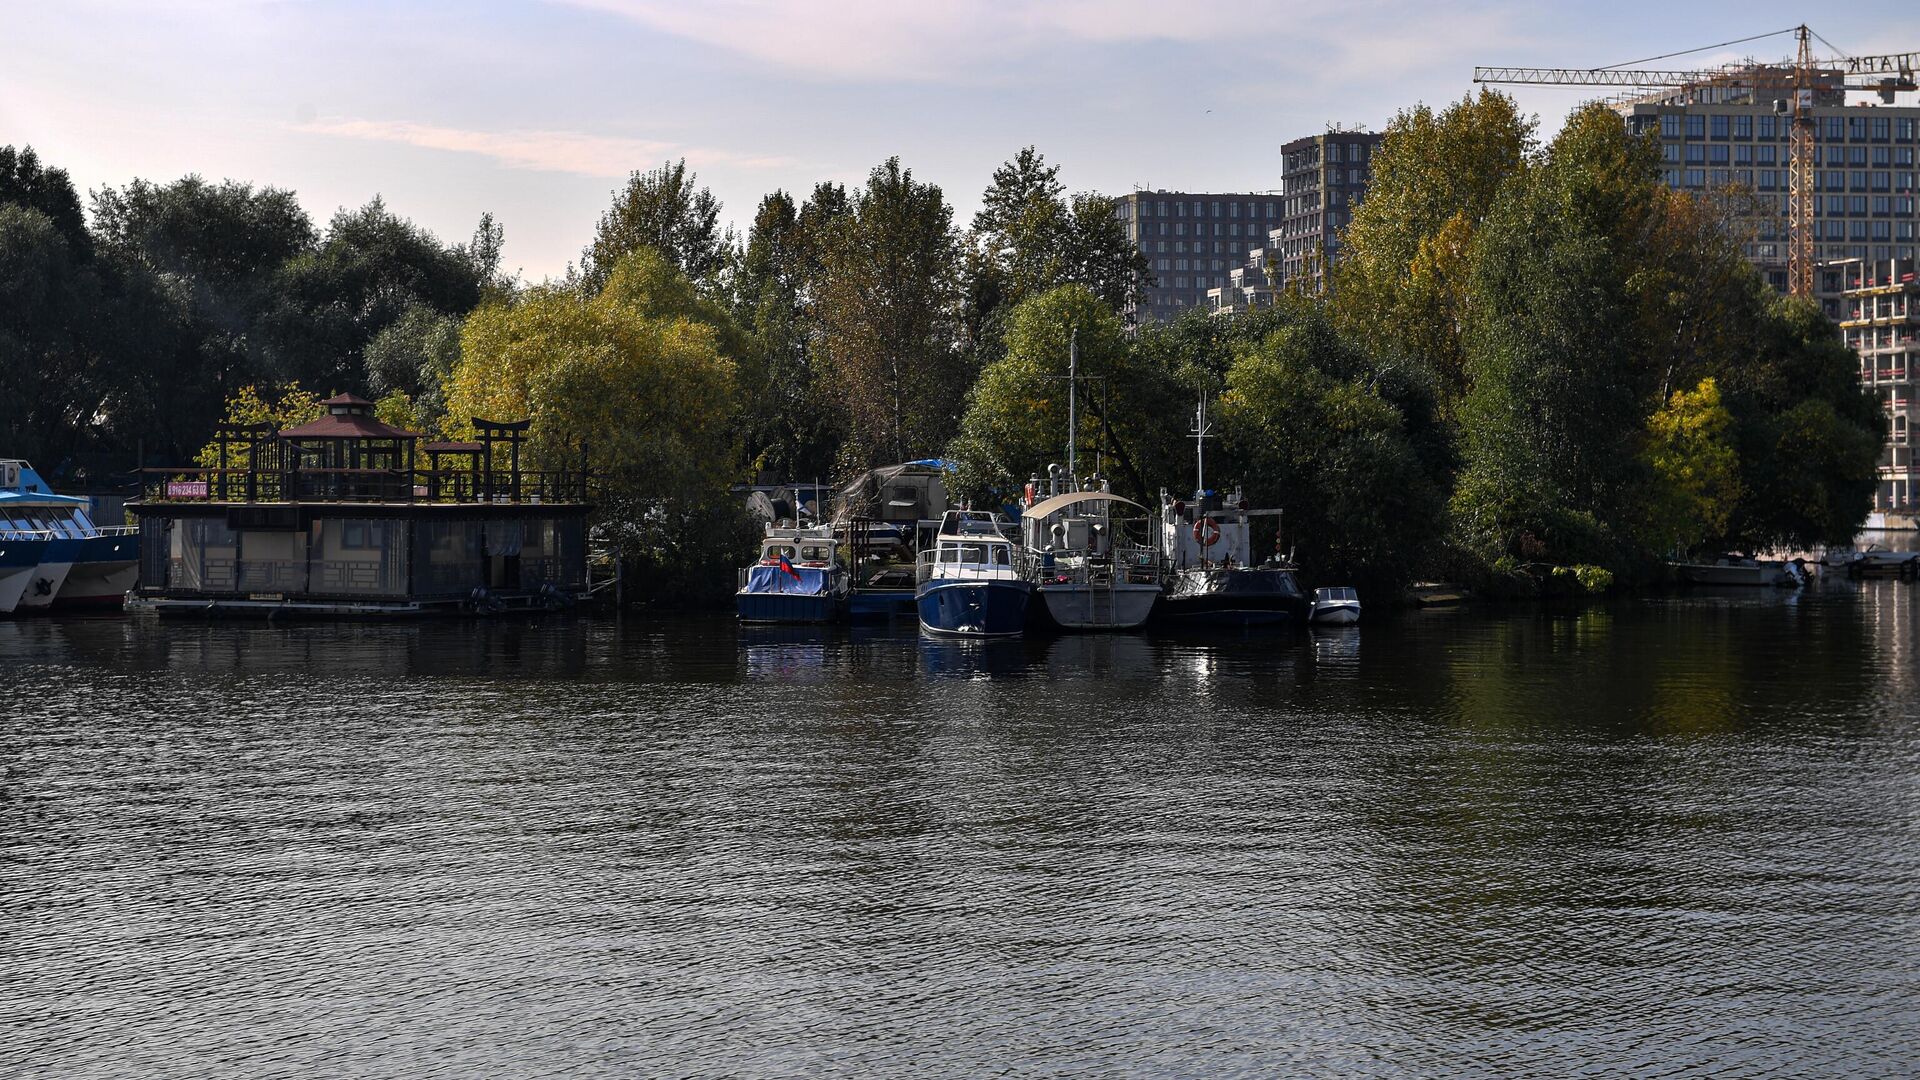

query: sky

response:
[5,1,1917,281]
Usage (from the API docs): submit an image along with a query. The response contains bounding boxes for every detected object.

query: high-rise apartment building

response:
[1275,130,1383,292]
[1113,192,1285,324]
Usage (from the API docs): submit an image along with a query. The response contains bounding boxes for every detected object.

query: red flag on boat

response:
[777,552,802,581]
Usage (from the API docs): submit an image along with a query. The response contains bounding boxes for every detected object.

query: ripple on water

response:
[2,587,1918,1077]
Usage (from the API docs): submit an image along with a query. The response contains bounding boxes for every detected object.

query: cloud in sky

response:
[561,0,1537,88]
[296,117,796,177]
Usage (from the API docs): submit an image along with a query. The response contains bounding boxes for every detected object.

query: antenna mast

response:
[1067,326,1078,487]
[1191,389,1213,496]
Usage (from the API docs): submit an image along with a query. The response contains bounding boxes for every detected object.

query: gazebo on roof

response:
[279,394,421,474]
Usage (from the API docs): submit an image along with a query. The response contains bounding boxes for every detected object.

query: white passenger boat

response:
[0,459,140,613]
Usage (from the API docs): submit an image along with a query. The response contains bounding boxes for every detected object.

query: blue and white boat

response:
[914,510,1032,637]
[736,526,849,624]
[0,459,140,613]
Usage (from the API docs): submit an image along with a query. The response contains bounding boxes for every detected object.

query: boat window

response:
[990,544,1010,567]
[763,544,797,563]
[799,543,833,564]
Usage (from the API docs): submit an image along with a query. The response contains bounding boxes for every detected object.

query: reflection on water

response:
[2,583,1918,1077]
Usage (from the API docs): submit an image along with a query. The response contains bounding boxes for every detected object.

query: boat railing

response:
[138,467,590,504]
[95,525,139,537]
[0,527,57,542]
[916,546,1032,585]
[1029,543,1161,586]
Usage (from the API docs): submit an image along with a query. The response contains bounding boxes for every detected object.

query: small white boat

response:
[1672,555,1796,587]
[1826,544,1919,579]
[1310,586,1361,624]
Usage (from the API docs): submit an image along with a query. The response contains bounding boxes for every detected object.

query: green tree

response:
[444,248,751,599]
[0,145,89,255]
[258,196,483,392]
[1334,92,1535,401]
[581,159,725,293]
[91,175,317,409]
[1718,297,1880,549]
[967,147,1150,342]
[947,285,1180,502]
[729,190,841,480]
[812,157,965,470]
[1449,106,1663,565]
[1218,310,1444,591]
[363,304,463,432]
[0,204,110,462]
[1637,377,1742,554]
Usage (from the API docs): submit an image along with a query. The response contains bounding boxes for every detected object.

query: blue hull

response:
[849,589,916,620]
[916,579,1032,637]
[737,591,843,624]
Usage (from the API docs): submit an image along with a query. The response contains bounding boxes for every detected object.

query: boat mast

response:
[1067,326,1078,490]
[1192,390,1212,497]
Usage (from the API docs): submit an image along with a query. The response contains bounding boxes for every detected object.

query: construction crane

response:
[1475,25,1919,298]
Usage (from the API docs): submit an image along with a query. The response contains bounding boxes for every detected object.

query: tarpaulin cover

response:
[744,564,829,595]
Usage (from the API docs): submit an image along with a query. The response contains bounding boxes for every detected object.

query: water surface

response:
[3,582,1917,1077]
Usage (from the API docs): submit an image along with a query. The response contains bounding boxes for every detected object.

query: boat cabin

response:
[128,395,590,616]
[918,511,1023,582]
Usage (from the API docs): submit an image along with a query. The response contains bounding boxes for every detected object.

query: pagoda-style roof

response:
[279,393,421,440]
[279,413,421,439]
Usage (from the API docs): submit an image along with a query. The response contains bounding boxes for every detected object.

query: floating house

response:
[127,394,590,616]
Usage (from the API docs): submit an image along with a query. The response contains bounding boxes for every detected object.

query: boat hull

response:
[736,590,844,624]
[1310,602,1361,625]
[1674,562,1792,587]
[54,534,139,608]
[1034,582,1159,630]
[1156,567,1309,628]
[0,559,34,614]
[848,588,916,620]
[916,579,1032,637]
[15,538,80,610]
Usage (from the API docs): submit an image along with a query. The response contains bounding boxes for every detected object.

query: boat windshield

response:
[1318,587,1357,602]
[943,541,1011,566]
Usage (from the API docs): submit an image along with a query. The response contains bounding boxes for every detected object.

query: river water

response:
[3,582,1917,1077]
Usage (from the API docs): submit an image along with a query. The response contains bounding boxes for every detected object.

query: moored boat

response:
[736,527,850,624]
[1671,555,1797,587]
[1,459,139,612]
[1310,586,1362,625]
[1019,478,1160,631]
[915,510,1032,637]
[1150,398,1307,629]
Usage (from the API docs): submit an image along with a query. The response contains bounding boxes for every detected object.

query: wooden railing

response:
[140,467,589,505]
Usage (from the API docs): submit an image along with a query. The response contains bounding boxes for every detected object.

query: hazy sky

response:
[5,1,1915,281]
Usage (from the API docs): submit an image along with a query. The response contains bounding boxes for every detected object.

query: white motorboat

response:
[1826,543,1919,579]
[1310,586,1361,624]
[1672,554,1796,587]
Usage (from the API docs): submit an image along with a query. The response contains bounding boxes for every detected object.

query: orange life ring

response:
[1192,517,1221,548]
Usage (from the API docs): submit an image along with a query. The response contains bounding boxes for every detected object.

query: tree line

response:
[0,91,1881,599]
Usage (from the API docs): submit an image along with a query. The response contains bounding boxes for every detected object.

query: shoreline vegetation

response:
[2,93,1881,608]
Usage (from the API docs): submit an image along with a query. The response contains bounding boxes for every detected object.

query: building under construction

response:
[1824,258,1918,525]
[1610,71,1919,292]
